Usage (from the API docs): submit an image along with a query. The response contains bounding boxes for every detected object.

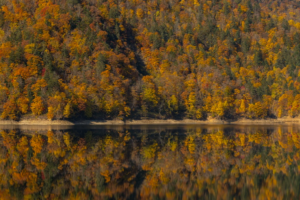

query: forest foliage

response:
[1,0,300,120]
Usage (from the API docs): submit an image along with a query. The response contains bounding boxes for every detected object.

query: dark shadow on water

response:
[128,170,147,200]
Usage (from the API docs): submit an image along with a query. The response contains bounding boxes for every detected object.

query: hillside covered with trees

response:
[1,0,300,120]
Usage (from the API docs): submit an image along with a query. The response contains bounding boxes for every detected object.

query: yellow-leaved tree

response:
[31,96,45,116]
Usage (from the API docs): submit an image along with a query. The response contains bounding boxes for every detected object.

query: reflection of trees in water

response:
[0,126,299,199]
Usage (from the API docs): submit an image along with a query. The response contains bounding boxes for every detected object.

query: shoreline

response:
[0,118,299,126]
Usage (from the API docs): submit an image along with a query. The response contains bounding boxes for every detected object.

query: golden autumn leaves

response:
[2,0,300,121]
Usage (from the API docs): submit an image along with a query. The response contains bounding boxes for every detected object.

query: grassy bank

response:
[0,118,300,126]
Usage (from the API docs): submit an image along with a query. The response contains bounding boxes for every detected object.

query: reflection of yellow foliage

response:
[30,135,43,155]
[142,143,158,159]
[0,127,299,198]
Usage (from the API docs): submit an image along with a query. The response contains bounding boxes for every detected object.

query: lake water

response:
[0,125,300,199]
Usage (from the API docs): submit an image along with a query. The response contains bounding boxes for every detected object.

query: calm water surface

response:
[0,125,300,199]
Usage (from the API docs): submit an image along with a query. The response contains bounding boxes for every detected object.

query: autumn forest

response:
[1,0,300,120]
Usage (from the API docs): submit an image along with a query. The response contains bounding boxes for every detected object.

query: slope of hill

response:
[0,0,300,121]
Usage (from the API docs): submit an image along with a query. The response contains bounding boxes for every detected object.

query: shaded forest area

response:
[1,0,300,120]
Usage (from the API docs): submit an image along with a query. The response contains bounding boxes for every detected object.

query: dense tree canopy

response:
[1,0,300,120]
